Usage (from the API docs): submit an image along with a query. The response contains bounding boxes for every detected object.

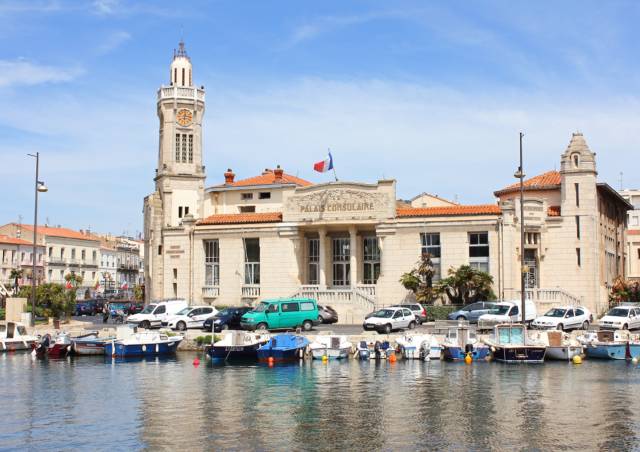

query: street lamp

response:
[27,152,47,327]
[514,133,526,324]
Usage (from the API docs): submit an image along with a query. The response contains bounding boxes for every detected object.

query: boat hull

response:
[257,347,305,362]
[1,339,37,352]
[492,346,546,363]
[545,345,583,361]
[584,343,640,360]
[443,345,490,361]
[208,343,263,362]
[104,340,181,357]
[356,349,370,360]
[72,340,108,355]
[311,347,350,360]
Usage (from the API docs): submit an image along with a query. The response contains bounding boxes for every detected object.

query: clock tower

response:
[144,40,206,302]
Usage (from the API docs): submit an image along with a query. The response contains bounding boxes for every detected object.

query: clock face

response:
[176,109,193,126]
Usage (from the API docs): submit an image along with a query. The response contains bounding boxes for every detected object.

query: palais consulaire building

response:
[144,43,632,321]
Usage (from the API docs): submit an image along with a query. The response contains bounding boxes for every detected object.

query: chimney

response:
[224,168,235,184]
[274,165,284,183]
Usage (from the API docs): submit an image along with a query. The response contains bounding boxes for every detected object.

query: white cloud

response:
[98,30,131,54]
[92,0,119,15]
[0,59,83,88]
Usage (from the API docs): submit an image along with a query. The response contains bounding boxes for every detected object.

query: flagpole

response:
[329,148,338,182]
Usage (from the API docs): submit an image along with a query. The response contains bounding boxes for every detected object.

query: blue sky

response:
[1,0,639,235]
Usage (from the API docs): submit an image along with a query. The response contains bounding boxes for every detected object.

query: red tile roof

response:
[494,170,561,196]
[396,204,501,218]
[547,205,561,217]
[629,230,640,236]
[198,212,283,225]
[20,224,99,241]
[0,234,33,246]
[227,170,312,187]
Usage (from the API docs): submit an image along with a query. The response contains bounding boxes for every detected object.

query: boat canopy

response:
[496,325,525,345]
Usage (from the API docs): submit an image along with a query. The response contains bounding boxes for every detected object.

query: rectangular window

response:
[204,240,220,286]
[281,302,300,312]
[241,193,254,200]
[71,248,76,260]
[92,250,97,261]
[181,133,187,162]
[575,183,580,207]
[184,206,189,216]
[420,233,441,281]
[363,236,381,284]
[308,238,319,285]
[576,248,581,267]
[178,206,183,218]
[158,245,162,255]
[576,215,581,239]
[81,250,86,260]
[175,133,181,162]
[188,134,193,163]
[332,237,350,286]
[48,247,53,257]
[61,248,65,258]
[239,206,256,213]
[300,302,315,311]
[244,238,260,285]
[469,232,490,273]
[259,192,271,199]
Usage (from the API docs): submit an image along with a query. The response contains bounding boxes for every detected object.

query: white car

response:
[363,307,417,334]
[163,305,218,331]
[598,306,640,330]
[127,299,188,329]
[532,306,593,331]
[478,300,537,326]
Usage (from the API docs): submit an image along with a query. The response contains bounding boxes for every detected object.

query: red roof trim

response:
[198,212,283,225]
[494,170,561,196]
[396,204,501,218]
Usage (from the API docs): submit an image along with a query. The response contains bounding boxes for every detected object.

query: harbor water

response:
[2,352,640,451]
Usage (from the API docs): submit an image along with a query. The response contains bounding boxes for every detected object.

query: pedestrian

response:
[103,302,110,324]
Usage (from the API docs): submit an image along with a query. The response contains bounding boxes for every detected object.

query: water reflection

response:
[2,354,640,451]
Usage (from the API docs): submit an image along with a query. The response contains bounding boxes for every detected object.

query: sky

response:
[1,0,639,235]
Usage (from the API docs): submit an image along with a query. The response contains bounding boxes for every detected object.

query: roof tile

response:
[198,212,283,225]
[396,204,501,218]
[0,234,34,246]
[227,170,312,188]
[20,224,99,241]
[494,170,561,196]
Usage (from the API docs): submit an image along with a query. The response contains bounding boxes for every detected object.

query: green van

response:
[240,298,320,331]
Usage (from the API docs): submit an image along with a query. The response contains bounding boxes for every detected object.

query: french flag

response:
[313,152,334,173]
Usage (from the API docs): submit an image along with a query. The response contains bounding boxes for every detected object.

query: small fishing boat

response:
[396,334,442,361]
[579,330,640,360]
[309,335,352,360]
[356,341,371,360]
[33,332,72,359]
[71,332,113,356]
[207,331,270,362]
[536,330,583,361]
[442,326,490,361]
[257,334,309,363]
[104,331,183,357]
[485,324,546,363]
[0,321,38,352]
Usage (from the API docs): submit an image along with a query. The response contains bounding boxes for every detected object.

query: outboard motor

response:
[34,334,51,358]
[374,341,382,360]
[419,341,431,361]
[465,343,474,354]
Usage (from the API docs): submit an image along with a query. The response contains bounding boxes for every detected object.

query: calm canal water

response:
[2,352,640,451]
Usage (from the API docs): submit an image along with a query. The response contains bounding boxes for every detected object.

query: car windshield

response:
[176,307,192,315]
[253,303,268,313]
[544,308,566,318]
[217,308,234,316]
[489,305,511,315]
[607,308,629,318]
[140,304,156,314]
[372,309,394,318]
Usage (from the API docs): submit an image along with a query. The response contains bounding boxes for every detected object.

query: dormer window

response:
[572,153,580,168]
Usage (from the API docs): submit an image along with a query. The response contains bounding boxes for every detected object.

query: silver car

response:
[447,302,496,323]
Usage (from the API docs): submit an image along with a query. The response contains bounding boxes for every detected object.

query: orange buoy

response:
[268,356,275,365]
[389,353,397,363]
[464,353,473,365]
[193,357,200,367]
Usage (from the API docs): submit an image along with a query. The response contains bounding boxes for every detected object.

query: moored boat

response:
[33,332,72,359]
[485,324,546,363]
[356,341,370,360]
[257,334,309,363]
[309,335,352,360]
[579,330,640,360]
[71,332,113,356]
[104,331,183,357]
[442,326,490,361]
[0,321,38,352]
[396,334,442,361]
[207,331,270,362]
[536,330,583,361]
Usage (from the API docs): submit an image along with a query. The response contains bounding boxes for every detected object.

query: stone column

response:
[318,228,327,289]
[349,226,358,287]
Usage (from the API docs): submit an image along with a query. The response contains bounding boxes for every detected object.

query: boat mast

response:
[518,133,526,325]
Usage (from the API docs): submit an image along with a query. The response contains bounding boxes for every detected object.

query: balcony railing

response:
[157,85,205,102]
[241,285,261,298]
[202,285,220,298]
[47,257,66,265]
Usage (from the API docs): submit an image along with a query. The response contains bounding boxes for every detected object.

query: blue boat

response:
[580,330,640,360]
[257,334,309,363]
[356,341,371,360]
[104,332,182,357]
[442,326,490,361]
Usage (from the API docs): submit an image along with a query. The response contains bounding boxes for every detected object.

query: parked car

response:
[127,299,188,329]
[164,305,218,331]
[74,300,97,316]
[204,307,254,332]
[478,300,537,326]
[108,302,129,317]
[389,303,427,324]
[598,305,640,330]
[447,301,497,323]
[363,307,417,334]
[241,298,320,331]
[318,304,339,324]
[532,306,593,331]
[127,302,145,315]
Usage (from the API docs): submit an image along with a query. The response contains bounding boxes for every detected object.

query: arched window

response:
[572,153,580,168]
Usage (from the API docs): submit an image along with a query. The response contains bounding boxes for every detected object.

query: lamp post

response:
[513,133,526,324]
[27,152,48,327]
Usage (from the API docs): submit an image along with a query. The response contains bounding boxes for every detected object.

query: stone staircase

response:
[291,285,376,324]
[504,288,584,312]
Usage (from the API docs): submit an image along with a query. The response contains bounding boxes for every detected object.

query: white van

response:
[127,299,188,329]
[478,300,537,326]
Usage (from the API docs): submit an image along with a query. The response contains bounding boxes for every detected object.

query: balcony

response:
[157,85,205,102]
[82,260,98,268]
[47,257,66,266]
[202,285,220,298]
[241,285,261,298]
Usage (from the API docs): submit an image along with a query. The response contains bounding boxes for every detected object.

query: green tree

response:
[9,268,23,289]
[436,265,496,305]
[399,253,438,305]
[18,283,76,319]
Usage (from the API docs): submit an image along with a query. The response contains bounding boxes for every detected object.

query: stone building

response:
[620,188,640,280]
[0,234,45,289]
[144,43,631,320]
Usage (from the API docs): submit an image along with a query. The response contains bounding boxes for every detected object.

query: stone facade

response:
[620,189,640,280]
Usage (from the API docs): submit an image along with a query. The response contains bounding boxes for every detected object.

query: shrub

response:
[18,283,76,319]
[424,305,459,322]
[0,308,5,320]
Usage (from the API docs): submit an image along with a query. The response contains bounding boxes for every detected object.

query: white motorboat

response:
[531,330,583,361]
[104,331,183,357]
[309,335,352,360]
[0,321,38,352]
[396,334,442,361]
[207,331,270,362]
